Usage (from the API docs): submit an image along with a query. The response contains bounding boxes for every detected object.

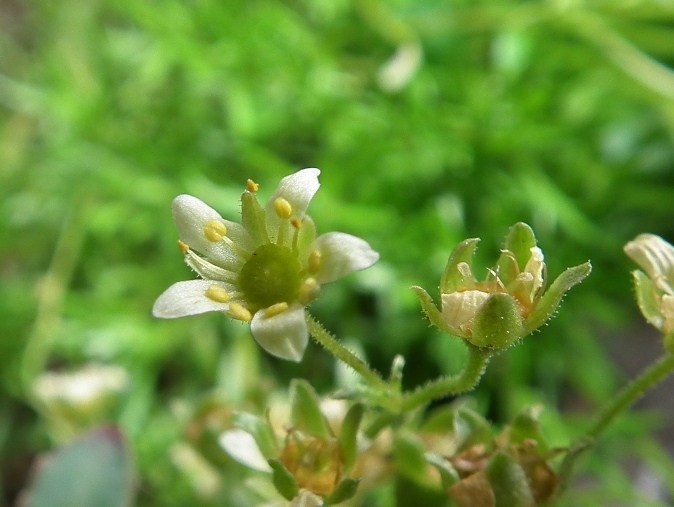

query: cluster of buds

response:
[624,233,674,352]
[413,223,591,350]
[219,380,369,506]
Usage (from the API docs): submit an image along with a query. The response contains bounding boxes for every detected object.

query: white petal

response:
[441,290,490,335]
[219,429,272,472]
[250,305,308,362]
[625,234,674,294]
[152,280,229,318]
[172,195,251,269]
[266,169,320,243]
[312,232,380,284]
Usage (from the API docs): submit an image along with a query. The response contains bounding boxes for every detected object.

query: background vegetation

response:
[1,0,674,505]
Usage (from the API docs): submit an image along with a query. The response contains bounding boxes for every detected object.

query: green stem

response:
[554,352,674,503]
[587,352,674,439]
[306,314,389,391]
[401,346,492,412]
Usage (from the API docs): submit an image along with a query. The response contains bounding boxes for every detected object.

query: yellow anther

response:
[308,250,322,275]
[246,179,259,192]
[290,218,302,229]
[264,302,289,318]
[204,220,227,243]
[177,240,190,254]
[227,303,252,322]
[299,278,320,304]
[274,197,293,219]
[205,285,231,303]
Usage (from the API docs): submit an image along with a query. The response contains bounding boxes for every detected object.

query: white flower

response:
[624,233,674,335]
[153,169,379,362]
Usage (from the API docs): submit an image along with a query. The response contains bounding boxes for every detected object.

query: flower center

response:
[239,244,302,309]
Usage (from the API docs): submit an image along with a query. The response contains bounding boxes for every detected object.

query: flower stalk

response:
[586,352,674,440]
[401,346,492,412]
[306,314,389,392]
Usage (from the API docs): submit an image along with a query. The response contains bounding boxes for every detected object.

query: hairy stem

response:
[587,352,674,439]
[306,313,389,391]
[401,346,492,412]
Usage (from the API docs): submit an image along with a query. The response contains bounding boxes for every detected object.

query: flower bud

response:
[624,233,674,351]
[414,223,591,350]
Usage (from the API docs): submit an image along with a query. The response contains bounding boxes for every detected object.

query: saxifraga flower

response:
[153,169,379,361]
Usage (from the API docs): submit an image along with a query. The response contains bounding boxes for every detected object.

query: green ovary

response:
[239,244,302,309]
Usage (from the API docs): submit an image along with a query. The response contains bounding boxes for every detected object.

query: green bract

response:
[152,169,379,362]
[414,222,591,349]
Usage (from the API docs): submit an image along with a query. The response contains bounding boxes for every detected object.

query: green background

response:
[2,0,674,505]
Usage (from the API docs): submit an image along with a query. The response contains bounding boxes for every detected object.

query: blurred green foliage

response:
[1,0,674,505]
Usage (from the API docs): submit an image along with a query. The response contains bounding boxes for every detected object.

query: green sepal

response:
[441,238,480,294]
[337,403,364,471]
[268,459,299,501]
[232,411,278,458]
[485,451,535,507]
[324,478,360,505]
[631,270,665,330]
[411,286,451,334]
[290,379,331,439]
[394,432,434,487]
[503,222,537,272]
[524,261,592,335]
[425,453,460,489]
[241,190,269,246]
[470,293,524,349]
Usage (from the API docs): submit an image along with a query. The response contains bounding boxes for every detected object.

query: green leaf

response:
[524,261,592,335]
[337,403,364,470]
[23,426,134,507]
[440,238,480,294]
[485,452,535,507]
[268,459,299,501]
[290,379,331,438]
[394,432,434,487]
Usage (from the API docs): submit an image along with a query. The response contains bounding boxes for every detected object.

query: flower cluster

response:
[413,223,591,349]
[153,169,379,362]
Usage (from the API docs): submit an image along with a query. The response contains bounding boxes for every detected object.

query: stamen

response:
[204,220,227,243]
[178,240,190,254]
[206,285,231,303]
[274,197,293,219]
[290,218,302,229]
[264,302,289,318]
[227,303,252,322]
[308,250,321,275]
[246,179,259,192]
[299,277,320,304]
